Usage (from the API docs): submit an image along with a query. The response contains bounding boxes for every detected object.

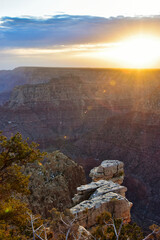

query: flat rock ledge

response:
[89,160,124,184]
[70,192,132,228]
[72,180,127,205]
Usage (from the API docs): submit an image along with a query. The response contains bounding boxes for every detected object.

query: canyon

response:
[0,67,159,228]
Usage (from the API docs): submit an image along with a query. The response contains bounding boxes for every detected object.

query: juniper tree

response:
[0,132,44,239]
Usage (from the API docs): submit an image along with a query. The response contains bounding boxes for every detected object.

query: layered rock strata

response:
[70,160,132,228]
[71,192,132,228]
[72,180,127,205]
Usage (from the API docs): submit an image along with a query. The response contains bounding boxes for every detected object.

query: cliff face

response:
[9,76,88,107]
[0,67,159,227]
[24,151,86,218]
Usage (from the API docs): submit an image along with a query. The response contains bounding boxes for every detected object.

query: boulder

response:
[89,160,124,184]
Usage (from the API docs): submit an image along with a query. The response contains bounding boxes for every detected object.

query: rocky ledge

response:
[70,160,132,228]
[72,180,127,205]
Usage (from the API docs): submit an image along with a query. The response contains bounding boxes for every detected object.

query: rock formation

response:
[70,160,132,228]
[89,160,124,184]
[72,180,127,205]
[23,151,86,218]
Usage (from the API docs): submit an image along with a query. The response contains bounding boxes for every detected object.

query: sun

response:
[101,34,160,68]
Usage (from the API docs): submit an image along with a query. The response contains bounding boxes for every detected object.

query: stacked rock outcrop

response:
[70,160,132,228]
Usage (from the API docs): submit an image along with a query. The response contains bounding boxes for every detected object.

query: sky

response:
[0,0,160,69]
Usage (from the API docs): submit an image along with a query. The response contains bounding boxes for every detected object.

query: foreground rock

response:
[89,160,124,184]
[23,151,86,218]
[71,192,132,228]
[72,180,127,205]
[70,160,132,228]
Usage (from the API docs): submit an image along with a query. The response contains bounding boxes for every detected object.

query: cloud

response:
[0,14,160,49]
